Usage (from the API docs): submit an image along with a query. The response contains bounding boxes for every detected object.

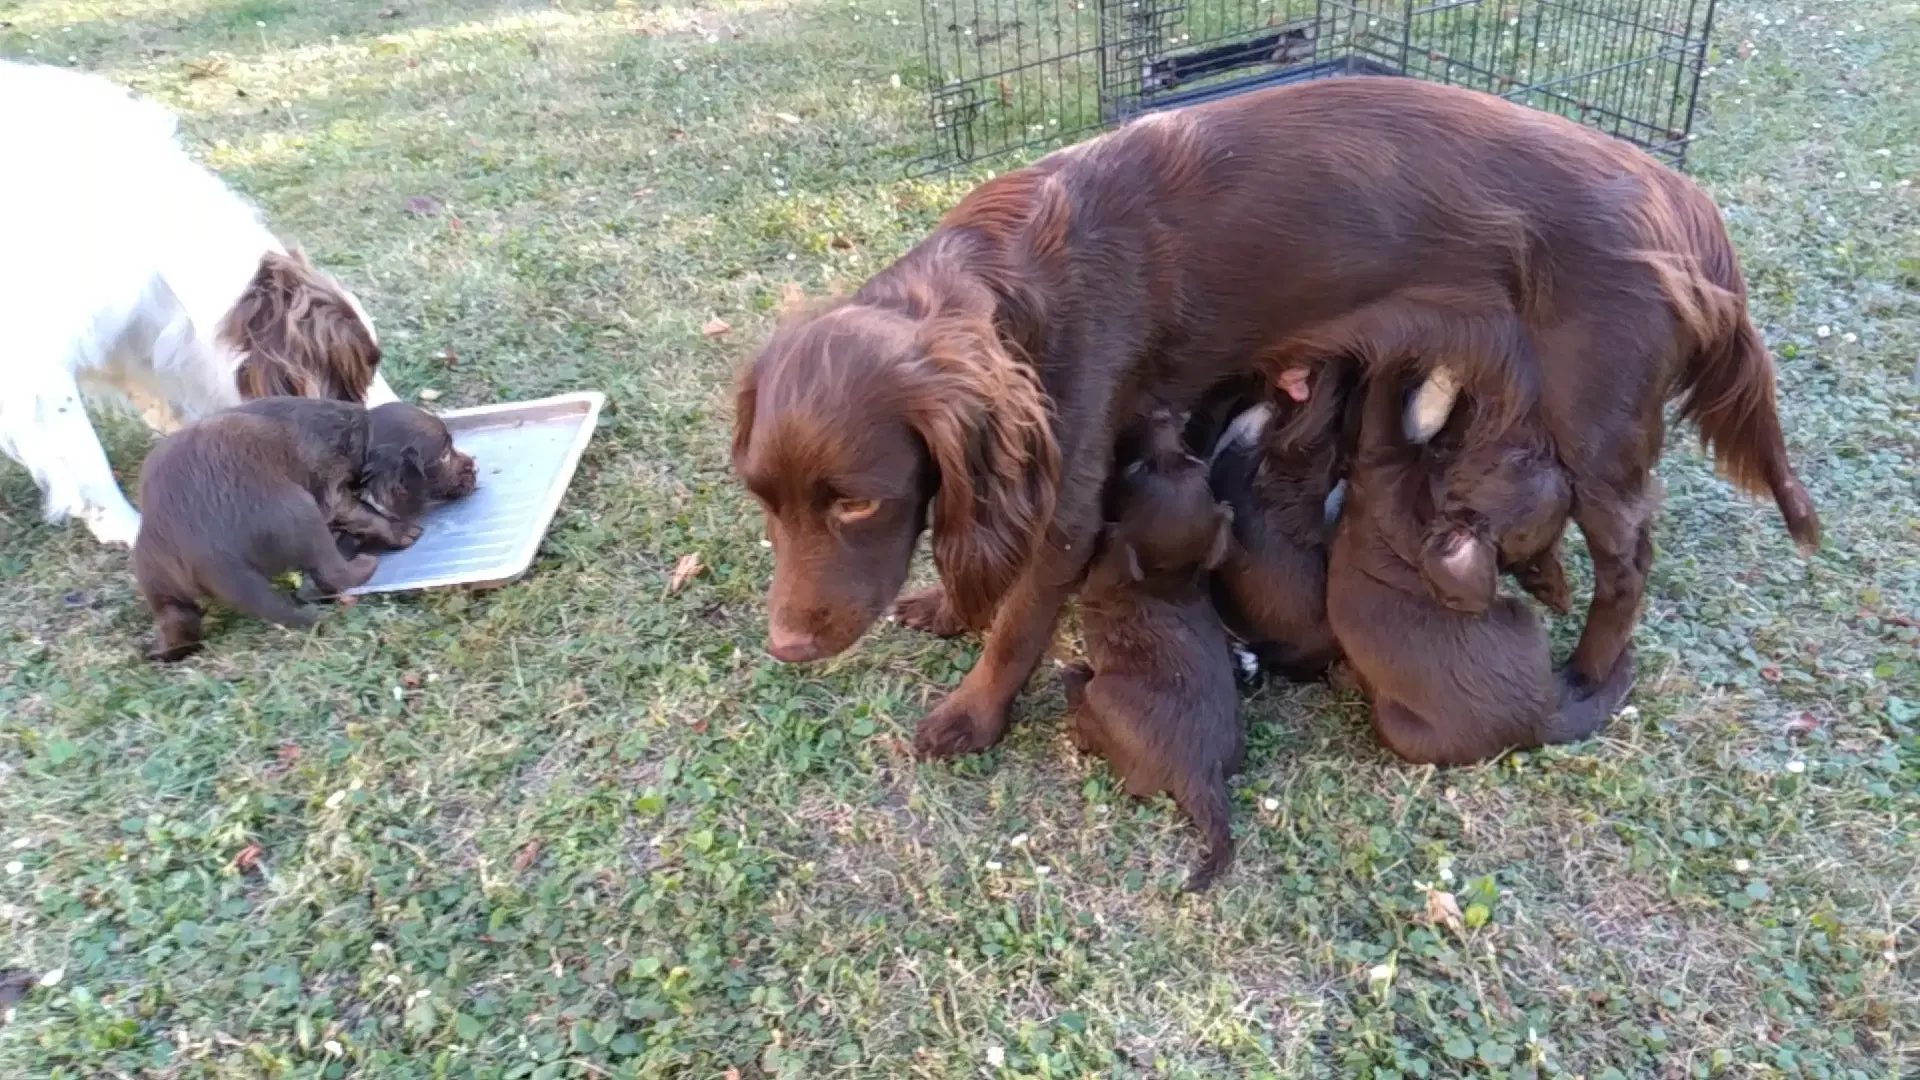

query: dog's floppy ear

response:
[363,441,429,520]
[226,250,381,403]
[906,310,1060,629]
[730,360,759,467]
[1204,502,1235,571]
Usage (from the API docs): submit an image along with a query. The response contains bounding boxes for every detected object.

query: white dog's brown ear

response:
[226,251,381,403]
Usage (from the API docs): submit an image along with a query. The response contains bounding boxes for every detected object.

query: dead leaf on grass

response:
[701,318,732,340]
[183,58,227,80]
[668,553,705,594]
[514,841,541,872]
[1786,712,1821,738]
[233,844,263,872]
[1423,885,1465,934]
[403,194,445,217]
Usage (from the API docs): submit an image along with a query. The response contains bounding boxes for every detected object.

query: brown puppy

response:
[1327,370,1641,766]
[1417,401,1575,618]
[331,403,479,556]
[132,399,396,661]
[1206,363,1362,681]
[1062,407,1242,892]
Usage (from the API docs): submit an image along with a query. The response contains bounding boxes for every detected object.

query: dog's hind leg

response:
[0,371,143,546]
[146,598,206,663]
[203,562,320,630]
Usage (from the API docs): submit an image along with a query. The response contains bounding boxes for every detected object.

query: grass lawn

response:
[2,0,1917,1076]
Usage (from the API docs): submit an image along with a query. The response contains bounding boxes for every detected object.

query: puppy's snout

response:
[767,620,825,664]
[440,450,478,497]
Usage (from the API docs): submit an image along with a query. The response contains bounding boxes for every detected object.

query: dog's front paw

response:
[82,506,142,549]
[391,520,424,549]
[913,688,1010,760]
[893,586,969,637]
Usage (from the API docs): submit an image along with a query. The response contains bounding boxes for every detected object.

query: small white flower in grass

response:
[1094,804,1110,815]
[1786,760,1807,774]
[1867,182,1882,192]
[1262,797,1280,812]
[1842,331,1859,343]
[1617,705,1640,721]
[39,968,63,988]
[1734,859,1752,873]
[1035,865,1050,876]
[1876,148,1893,156]
[1010,834,1028,848]
[984,859,1003,872]
[325,791,347,810]
[1834,172,1846,181]
[4,861,20,876]
[986,1046,1005,1066]
[1816,325,1833,339]
[385,973,403,986]
[323,1040,344,1057]
[10,837,30,850]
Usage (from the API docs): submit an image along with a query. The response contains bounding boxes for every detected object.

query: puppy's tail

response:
[1181,770,1236,893]
[1657,207,1821,553]
[205,565,318,630]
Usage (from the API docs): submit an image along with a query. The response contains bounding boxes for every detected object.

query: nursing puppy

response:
[1206,364,1363,681]
[1418,408,1575,617]
[0,61,396,549]
[1328,370,1639,766]
[1061,407,1242,892]
[131,400,439,661]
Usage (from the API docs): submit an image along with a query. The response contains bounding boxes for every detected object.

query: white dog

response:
[0,60,397,548]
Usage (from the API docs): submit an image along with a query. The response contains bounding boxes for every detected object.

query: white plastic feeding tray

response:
[343,391,605,595]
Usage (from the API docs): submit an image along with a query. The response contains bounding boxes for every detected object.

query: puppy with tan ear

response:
[1062,406,1244,893]
[132,399,395,661]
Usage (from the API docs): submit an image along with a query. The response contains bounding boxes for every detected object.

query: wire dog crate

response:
[913,0,1717,174]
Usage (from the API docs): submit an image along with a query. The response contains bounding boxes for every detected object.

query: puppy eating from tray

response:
[330,402,481,559]
[133,399,476,661]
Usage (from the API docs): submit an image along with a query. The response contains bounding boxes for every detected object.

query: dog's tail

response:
[1657,198,1821,553]
[1181,770,1236,893]
[204,564,318,630]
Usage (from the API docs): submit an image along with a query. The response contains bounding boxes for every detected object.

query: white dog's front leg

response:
[3,377,144,547]
[364,371,401,407]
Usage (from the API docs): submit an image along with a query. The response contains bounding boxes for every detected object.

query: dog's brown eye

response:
[832,498,880,523]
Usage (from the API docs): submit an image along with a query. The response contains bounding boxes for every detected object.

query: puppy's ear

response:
[907,311,1060,629]
[364,442,429,519]
[1204,502,1235,571]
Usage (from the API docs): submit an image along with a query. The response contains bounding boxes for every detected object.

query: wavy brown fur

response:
[220,249,382,403]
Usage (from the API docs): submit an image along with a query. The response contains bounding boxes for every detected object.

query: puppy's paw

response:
[893,586,968,637]
[391,520,424,549]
